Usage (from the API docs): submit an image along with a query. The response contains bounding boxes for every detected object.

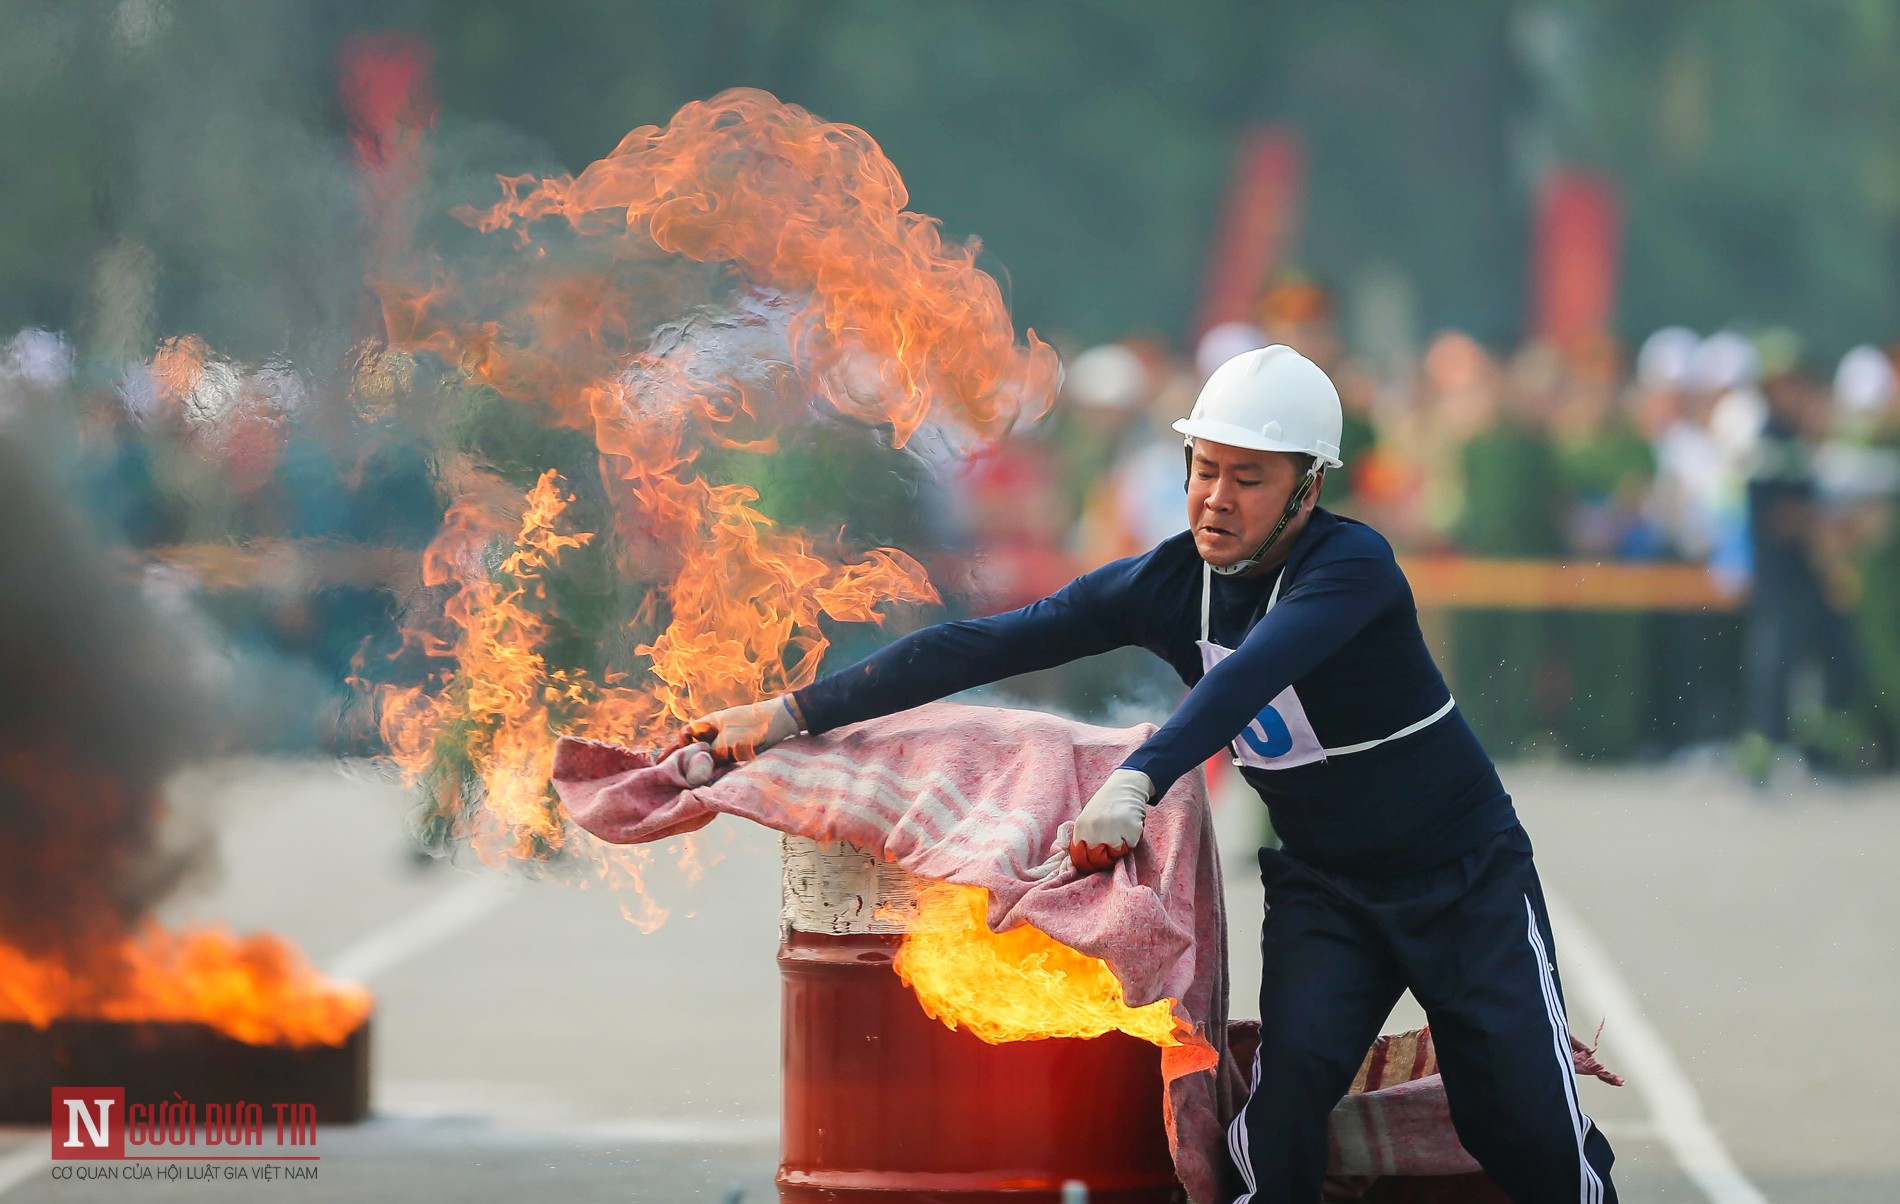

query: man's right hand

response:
[663,696,802,764]
[1070,767,1154,873]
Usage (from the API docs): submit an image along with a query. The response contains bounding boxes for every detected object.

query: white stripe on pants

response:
[1227,1042,1262,1202]
[1525,894,1604,1204]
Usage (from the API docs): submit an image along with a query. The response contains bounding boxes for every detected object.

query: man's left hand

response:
[1070,768,1154,873]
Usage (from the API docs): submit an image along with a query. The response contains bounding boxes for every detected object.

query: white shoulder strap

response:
[1200,561,1211,642]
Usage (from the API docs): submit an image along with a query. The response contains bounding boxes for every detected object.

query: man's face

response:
[1186,441,1318,568]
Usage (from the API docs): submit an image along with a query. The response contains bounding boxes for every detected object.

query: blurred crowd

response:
[4,277,1899,778]
[928,277,1900,776]
[0,330,440,754]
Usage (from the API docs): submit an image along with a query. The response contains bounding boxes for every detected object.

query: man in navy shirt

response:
[677,346,1617,1203]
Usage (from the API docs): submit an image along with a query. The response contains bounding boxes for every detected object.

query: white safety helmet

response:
[1835,344,1895,416]
[1688,331,1759,393]
[1173,344,1344,468]
[1195,321,1268,379]
[1635,327,1698,389]
[1174,345,1342,575]
[1063,343,1149,410]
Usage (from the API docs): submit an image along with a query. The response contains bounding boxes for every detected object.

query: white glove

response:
[666,695,803,765]
[1070,768,1154,873]
[680,745,717,786]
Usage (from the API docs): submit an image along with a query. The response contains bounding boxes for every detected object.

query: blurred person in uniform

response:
[677,344,1620,1202]
[1339,353,1428,542]
[1,330,78,447]
[1641,328,1723,568]
[1688,331,1765,589]
[280,381,445,754]
[76,383,183,550]
[1816,346,1900,768]
[118,349,220,548]
[1092,323,1273,565]
[1557,336,1661,561]
[1,330,174,549]
[1254,270,1344,370]
[1341,333,1456,552]
[941,437,1075,615]
[1255,272,1379,507]
[1451,341,1565,757]
[1552,336,1659,760]
[1404,331,1502,548]
[1059,342,1158,561]
[1632,326,1736,750]
[1734,349,1862,782]
[1055,339,1192,716]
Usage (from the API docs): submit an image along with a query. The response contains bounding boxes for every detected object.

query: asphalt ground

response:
[1,755,1894,1202]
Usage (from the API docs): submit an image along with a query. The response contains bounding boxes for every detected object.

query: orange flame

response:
[376,470,597,859]
[0,731,368,1046]
[894,883,1182,1047]
[368,90,1053,908]
[423,87,1057,447]
[0,925,369,1047]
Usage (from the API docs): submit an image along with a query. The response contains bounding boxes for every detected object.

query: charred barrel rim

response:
[0,1016,372,1125]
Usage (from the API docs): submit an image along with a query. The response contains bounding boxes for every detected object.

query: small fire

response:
[0,926,369,1048]
[894,883,1182,1047]
[0,702,366,1048]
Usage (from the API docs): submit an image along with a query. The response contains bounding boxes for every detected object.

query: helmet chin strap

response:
[1207,461,1322,577]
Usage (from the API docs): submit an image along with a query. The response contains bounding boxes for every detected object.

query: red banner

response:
[1531,168,1622,346]
[1194,126,1304,340]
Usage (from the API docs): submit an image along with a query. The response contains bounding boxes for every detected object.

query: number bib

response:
[1195,559,1458,773]
[1196,636,1329,770]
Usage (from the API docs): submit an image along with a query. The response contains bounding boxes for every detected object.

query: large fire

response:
[894,884,1182,1048]
[0,926,369,1048]
[366,90,1052,897]
[359,89,1221,1041]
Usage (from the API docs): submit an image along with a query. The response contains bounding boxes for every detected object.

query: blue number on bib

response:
[1238,706,1294,758]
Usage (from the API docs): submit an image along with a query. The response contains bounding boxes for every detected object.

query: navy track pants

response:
[1226,824,1617,1203]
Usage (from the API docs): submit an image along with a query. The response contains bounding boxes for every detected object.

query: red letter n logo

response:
[51,1088,124,1159]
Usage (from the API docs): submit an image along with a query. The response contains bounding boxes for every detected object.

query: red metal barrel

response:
[778,928,1184,1203]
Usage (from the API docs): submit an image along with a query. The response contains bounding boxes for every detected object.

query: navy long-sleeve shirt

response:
[794,509,1517,876]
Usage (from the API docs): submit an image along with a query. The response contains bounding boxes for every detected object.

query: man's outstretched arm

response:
[671,566,1137,761]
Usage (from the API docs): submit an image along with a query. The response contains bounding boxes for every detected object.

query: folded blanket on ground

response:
[551,701,1617,1201]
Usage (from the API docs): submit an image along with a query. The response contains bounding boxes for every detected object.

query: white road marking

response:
[325,875,514,985]
[1544,886,1770,1204]
[0,1144,45,1197]
[1590,1118,1661,1140]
